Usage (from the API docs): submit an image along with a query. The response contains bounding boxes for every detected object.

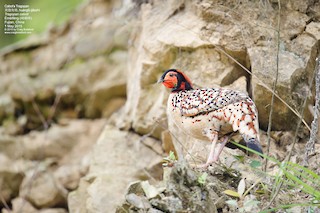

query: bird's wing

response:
[175,88,248,117]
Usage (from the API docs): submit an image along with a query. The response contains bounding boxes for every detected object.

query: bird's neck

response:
[171,81,193,92]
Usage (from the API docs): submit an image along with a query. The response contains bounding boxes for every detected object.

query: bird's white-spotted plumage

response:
[168,88,260,142]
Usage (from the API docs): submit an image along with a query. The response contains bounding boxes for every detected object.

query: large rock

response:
[1,197,37,213]
[0,119,104,210]
[0,119,104,161]
[1,197,68,213]
[117,162,243,212]
[67,179,90,213]
[0,154,24,205]
[247,8,318,130]
[249,37,317,130]
[19,170,67,208]
[3,54,127,133]
[68,125,162,213]
[201,1,319,131]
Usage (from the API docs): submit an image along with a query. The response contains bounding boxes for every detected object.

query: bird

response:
[158,69,263,168]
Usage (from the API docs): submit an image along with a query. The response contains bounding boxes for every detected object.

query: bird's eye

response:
[169,74,174,77]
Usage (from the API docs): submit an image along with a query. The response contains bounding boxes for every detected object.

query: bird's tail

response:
[245,137,263,156]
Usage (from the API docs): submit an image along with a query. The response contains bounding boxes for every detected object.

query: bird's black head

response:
[158,69,193,92]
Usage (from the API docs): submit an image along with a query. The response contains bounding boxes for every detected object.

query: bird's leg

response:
[206,133,218,165]
[197,135,228,169]
[197,131,218,168]
[212,136,229,162]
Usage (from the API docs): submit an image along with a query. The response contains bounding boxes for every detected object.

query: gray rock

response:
[1,197,37,213]
[126,193,151,209]
[0,154,24,204]
[19,170,67,208]
[126,181,145,196]
[0,119,104,161]
[39,208,68,213]
[54,164,82,191]
[68,179,90,213]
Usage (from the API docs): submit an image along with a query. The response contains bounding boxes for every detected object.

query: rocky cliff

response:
[0,0,319,212]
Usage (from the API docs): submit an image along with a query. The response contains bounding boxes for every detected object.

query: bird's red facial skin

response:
[162,72,178,89]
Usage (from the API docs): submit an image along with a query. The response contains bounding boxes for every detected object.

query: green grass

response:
[230,141,320,212]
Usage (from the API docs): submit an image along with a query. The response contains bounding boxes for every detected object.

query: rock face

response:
[2,197,68,213]
[0,119,105,212]
[20,170,67,208]
[0,154,24,204]
[0,0,319,212]
[67,125,162,212]
[116,162,239,212]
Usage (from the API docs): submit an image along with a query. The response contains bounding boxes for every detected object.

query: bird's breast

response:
[167,94,232,141]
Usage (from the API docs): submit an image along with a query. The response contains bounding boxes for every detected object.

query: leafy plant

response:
[229,140,320,211]
[198,172,208,186]
[281,162,320,200]
[162,151,177,167]
[224,178,261,212]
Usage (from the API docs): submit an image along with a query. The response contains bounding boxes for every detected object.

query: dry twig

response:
[264,0,281,172]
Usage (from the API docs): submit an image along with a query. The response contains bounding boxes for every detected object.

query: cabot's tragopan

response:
[158,69,263,168]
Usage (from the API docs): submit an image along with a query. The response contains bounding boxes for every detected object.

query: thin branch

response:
[47,92,62,125]
[31,99,49,131]
[264,0,281,172]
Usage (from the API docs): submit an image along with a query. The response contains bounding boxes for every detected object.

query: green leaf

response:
[198,172,208,185]
[250,160,262,168]
[163,151,177,166]
[233,155,245,163]
[286,162,320,186]
[230,141,277,162]
[242,199,260,213]
[283,169,320,199]
[224,190,240,198]
[259,203,320,213]
[226,199,238,207]
[255,189,266,194]
[168,151,176,161]
[243,199,260,207]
